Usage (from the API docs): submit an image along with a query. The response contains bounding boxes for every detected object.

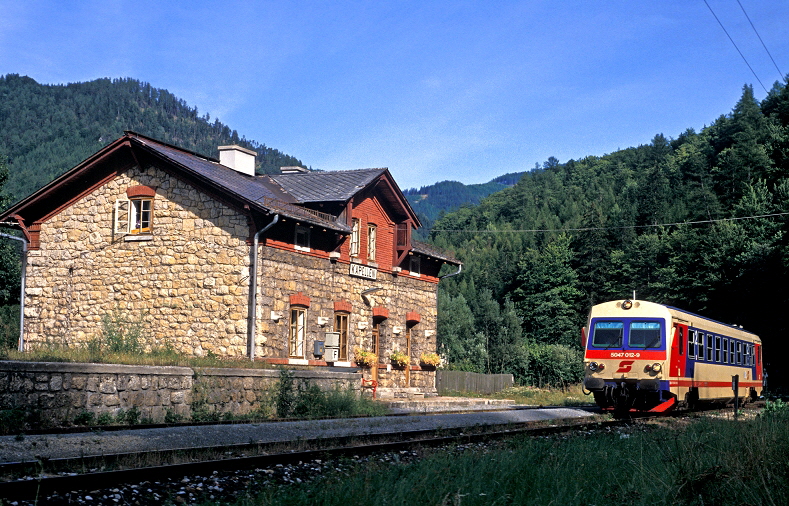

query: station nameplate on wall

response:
[350,263,377,280]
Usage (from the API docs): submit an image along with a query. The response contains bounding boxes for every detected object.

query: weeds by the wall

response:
[274,368,296,418]
[272,368,387,420]
[0,407,27,435]
[0,304,19,353]
[90,309,146,355]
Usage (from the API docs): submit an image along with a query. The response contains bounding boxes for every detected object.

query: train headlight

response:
[589,362,605,372]
[651,363,662,373]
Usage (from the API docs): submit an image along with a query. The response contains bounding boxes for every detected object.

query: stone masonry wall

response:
[0,361,362,425]
[256,246,438,390]
[24,164,252,356]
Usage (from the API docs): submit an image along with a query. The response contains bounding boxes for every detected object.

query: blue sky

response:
[1,1,787,189]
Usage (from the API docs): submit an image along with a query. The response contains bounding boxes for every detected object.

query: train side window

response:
[705,334,713,361]
[687,330,695,358]
[722,337,729,363]
[678,327,684,356]
[736,342,742,365]
[715,335,721,362]
[695,332,703,359]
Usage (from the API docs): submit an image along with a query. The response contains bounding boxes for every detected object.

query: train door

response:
[670,322,687,377]
[755,343,763,381]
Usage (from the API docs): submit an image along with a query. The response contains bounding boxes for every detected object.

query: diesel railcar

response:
[582,300,764,412]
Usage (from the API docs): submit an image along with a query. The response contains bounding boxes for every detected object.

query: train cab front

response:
[582,299,676,412]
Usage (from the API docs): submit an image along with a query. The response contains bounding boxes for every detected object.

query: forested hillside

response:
[0,74,304,200]
[433,82,789,389]
[403,174,524,238]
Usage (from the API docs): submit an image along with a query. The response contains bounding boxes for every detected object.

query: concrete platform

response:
[0,407,598,463]
[383,396,518,414]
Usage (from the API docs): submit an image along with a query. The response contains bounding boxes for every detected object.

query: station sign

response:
[350,262,377,280]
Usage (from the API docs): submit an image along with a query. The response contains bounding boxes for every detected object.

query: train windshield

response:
[628,322,662,348]
[591,321,623,347]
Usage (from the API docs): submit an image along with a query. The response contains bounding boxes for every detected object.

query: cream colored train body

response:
[582,300,764,411]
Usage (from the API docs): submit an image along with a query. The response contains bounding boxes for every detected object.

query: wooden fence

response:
[436,370,514,395]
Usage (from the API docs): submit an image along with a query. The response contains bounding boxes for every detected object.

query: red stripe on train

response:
[668,380,762,388]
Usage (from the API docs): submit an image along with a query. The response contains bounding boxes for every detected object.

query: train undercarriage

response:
[587,380,677,413]
[587,380,759,413]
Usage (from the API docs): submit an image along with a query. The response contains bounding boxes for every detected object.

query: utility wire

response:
[736,0,784,81]
[429,211,789,234]
[703,0,768,94]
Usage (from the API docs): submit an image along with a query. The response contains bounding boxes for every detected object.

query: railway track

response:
[0,412,613,501]
[0,405,746,503]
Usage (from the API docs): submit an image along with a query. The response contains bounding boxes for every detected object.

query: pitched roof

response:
[1,132,458,264]
[269,168,387,203]
[412,240,460,264]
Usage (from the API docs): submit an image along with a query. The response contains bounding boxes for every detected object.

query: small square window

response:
[410,256,421,276]
[115,198,153,235]
[295,225,310,252]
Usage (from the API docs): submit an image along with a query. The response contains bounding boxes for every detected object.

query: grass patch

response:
[245,412,789,505]
[443,383,595,407]
[1,345,278,369]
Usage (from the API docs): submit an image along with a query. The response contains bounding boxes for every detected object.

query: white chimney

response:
[219,145,257,176]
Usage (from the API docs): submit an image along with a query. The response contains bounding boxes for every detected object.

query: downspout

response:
[439,263,462,280]
[247,214,279,360]
[0,232,28,352]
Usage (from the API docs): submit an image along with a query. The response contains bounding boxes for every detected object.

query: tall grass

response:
[244,411,789,506]
[273,368,387,420]
[445,383,595,407]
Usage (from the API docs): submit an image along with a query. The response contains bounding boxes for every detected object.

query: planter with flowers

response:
[390,350,410,369]
[354,348,377,368]
[419,352,441,369]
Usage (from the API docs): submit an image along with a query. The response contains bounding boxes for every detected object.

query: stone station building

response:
[0,132,460,396]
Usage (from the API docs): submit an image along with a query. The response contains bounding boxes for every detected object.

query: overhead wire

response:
[703,0,768,94]
[736,0,784,81]
[428,211,789,234]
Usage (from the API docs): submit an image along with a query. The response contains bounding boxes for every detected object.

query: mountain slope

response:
[0,74,304,200]
[404,172,526,236]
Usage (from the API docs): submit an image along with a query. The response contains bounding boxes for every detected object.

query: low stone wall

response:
[0,361,362,426]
